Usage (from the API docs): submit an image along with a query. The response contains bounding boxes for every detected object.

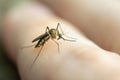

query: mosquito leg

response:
[56,23,66,35]
[29,45,44,69]
[60,36,76,42]
[56,23,64,34]
[63,34,77,40]
[56,23,76,40]
[52,39,60,54]
[56,23,60,30]
[46,26,50,32]
[21,44,36,49]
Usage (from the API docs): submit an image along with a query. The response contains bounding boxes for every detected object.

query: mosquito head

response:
[49,29,59,39]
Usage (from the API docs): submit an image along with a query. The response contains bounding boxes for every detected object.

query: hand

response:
[3,0,120,80]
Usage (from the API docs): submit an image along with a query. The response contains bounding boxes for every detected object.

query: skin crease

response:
[3,1,120,80]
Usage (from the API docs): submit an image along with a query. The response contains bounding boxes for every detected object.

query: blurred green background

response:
[0,44,20,80]
[0,0,23,80]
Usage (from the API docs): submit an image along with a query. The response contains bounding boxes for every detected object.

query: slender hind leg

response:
[21,44,36,49]
[29,45,44,69]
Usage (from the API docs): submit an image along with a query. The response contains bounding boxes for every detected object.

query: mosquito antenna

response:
[29,45,44,69]
[21,44,36,49]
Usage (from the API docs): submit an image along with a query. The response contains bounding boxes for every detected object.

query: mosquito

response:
[23,23,76,69]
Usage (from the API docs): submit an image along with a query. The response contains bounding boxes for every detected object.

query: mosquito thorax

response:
[49,29,59,39]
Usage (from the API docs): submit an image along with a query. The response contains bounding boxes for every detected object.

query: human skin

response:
[3,1,120,80]
[41,0,120,53]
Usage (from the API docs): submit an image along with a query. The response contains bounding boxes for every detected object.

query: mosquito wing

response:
[32,33,49,42]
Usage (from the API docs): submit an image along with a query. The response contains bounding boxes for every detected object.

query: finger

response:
[40,0,120,54]
[3,2,120,80]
